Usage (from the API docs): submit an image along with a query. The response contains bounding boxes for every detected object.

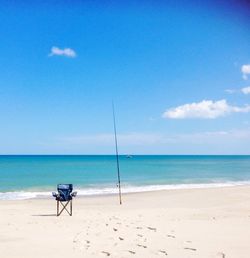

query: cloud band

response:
[49,46,76,58]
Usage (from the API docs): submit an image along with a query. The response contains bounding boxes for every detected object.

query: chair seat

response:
[56,195,72,201]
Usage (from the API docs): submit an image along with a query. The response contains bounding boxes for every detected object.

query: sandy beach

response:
[1,186,250,258]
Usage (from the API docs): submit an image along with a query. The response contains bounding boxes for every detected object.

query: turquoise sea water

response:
[0,155,250,200]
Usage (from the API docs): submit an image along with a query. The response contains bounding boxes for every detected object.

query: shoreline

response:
[1,180,250,200]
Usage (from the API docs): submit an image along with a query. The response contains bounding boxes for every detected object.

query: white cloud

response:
[225,89,236,94]
[241,64,250,80]
[47,129,250,154]
[168,129,250,142]
[49,46,76,58]
[60,133,165,146]
[241,86,250,95]
[58,130,250,146]
[225,86,250,95]
[162,99,250,119]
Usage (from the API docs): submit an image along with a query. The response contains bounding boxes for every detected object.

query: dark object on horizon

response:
[52,184,77,216]
[126,155,133,158]
[112,102,122,205]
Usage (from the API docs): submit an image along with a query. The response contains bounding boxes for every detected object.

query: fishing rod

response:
[112,102,122,205]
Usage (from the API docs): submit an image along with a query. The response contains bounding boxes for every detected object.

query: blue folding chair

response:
[52,184,77,216]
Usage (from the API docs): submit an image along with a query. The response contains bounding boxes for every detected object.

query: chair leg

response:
[56,200,74,216]
[58,201,71,216]
[57,200,59,216]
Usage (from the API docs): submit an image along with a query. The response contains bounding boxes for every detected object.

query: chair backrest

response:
[57,184,73,201]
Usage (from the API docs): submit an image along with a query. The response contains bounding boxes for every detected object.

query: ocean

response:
[0,155,250,200]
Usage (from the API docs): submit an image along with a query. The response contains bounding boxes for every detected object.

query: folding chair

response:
[52,184,77,216]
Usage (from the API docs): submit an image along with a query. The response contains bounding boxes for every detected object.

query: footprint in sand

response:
[113,228,118,232]
[184,247,197,251]
[137,244,147,248]
[167,234,175,238]
[82,240,91,250]
[159,250,168,256]
[147,226,157,232]
[101,251,111,256]
[217,252,226,258]
[128,250,136,254]
[119,237,124,241]
[73,232,84,244]
[137,234,143,237]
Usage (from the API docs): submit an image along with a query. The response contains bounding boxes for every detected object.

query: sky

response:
[0,0,250,154]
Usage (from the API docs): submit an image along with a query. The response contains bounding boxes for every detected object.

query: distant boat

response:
[126,155,133,159]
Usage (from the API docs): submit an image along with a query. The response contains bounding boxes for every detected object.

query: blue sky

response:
[0,0,250,154]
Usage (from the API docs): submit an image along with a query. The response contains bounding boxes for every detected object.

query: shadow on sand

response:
[32,214,57,217]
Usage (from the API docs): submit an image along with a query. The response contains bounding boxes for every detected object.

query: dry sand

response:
[1,186,250,258]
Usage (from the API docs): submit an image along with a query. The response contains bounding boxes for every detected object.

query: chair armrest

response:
[71,191,77,197]
[52,192,59,198]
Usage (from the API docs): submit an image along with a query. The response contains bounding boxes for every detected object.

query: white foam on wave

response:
[0,191,51,200]
[1,181,250,200]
